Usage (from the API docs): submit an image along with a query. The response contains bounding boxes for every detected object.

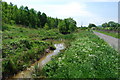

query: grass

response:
[42,31,119,78]
[94,30,120,39]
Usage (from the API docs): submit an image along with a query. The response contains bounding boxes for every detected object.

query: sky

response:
[3,0,119,27]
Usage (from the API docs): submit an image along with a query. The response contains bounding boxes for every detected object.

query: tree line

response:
[102,21,120,28]
[2,1,77,34]
[86,21,119,32]
[97,21,120,32]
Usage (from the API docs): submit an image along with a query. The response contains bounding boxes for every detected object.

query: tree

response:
[69,23,75,32]
[24,6,29,26]
[54,18,58,28]
[37,11,41,27]
[2,1,77,31]
[102,23,108,28]
[29,8,37,28]
[58,20,67,34]
[44,23,49,30]
[88,23,96,28]
[2,2,8,24]
[108,21,117,27]
[18,6,25,24]
[58,18,77,34]
[41,13,47,27]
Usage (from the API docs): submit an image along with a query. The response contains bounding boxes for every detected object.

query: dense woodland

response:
[2,1,77,34]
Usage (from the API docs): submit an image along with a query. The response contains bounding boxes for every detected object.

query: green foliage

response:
[47,17,56,29]
[95,21,120,37]
[2,1,47,28]
[41,13,47,27]
[43,31,119,78]
[2,1,78,38]
[2,38,50,74]
[2,24,10,31]
[37,11,41,27]
[2,1,77,33]
[58,20,68,34]
[102,22,108,27]
[102,21,118,28]
[88,23,96,28]
[2,24,64,78]
[108,21,117,27]
[58,18,77,34]
[79,27,88,30]
[69,23,76,32]
[44,23,49,30]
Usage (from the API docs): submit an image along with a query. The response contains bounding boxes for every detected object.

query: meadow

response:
[2,24,119,79]
[42,31,119,78]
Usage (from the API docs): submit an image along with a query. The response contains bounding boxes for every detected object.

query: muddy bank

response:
[10,43,65,79]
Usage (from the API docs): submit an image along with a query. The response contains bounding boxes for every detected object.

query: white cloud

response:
[55,2,90,17]
[89,0,119,2]
[29,2,97,26]
[34,2,91,17]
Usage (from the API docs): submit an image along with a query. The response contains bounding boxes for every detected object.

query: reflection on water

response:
[40,43,65,68]
[12,43,65,78]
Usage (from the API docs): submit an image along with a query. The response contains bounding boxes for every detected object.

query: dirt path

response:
[93,31,119,52]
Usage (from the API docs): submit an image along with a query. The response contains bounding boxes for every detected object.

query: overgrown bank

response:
[42,31,119,78]
[2,24,76,78]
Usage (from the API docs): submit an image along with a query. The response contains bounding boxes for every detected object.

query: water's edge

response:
[11,43,65,78]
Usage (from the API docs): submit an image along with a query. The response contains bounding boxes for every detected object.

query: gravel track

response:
[93,31,120,52]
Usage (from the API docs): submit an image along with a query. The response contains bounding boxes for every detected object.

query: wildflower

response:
[89,54,95,57]
[97,46,100,47]
[27,68,31,71]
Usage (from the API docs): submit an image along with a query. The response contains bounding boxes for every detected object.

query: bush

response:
[2,24,9,31]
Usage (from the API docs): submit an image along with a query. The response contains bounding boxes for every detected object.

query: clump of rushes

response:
[43,31,119,78]
[32,63,41,77]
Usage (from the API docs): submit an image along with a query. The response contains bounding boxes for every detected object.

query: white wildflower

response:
[89,54,95,57]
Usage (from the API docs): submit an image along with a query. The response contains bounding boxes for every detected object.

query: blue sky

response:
[3,0,119,27]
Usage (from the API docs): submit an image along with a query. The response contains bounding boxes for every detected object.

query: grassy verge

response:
[42,31,119,78]
[94,30,120,39]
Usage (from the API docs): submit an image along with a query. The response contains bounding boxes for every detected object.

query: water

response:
[12,43,65,78]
